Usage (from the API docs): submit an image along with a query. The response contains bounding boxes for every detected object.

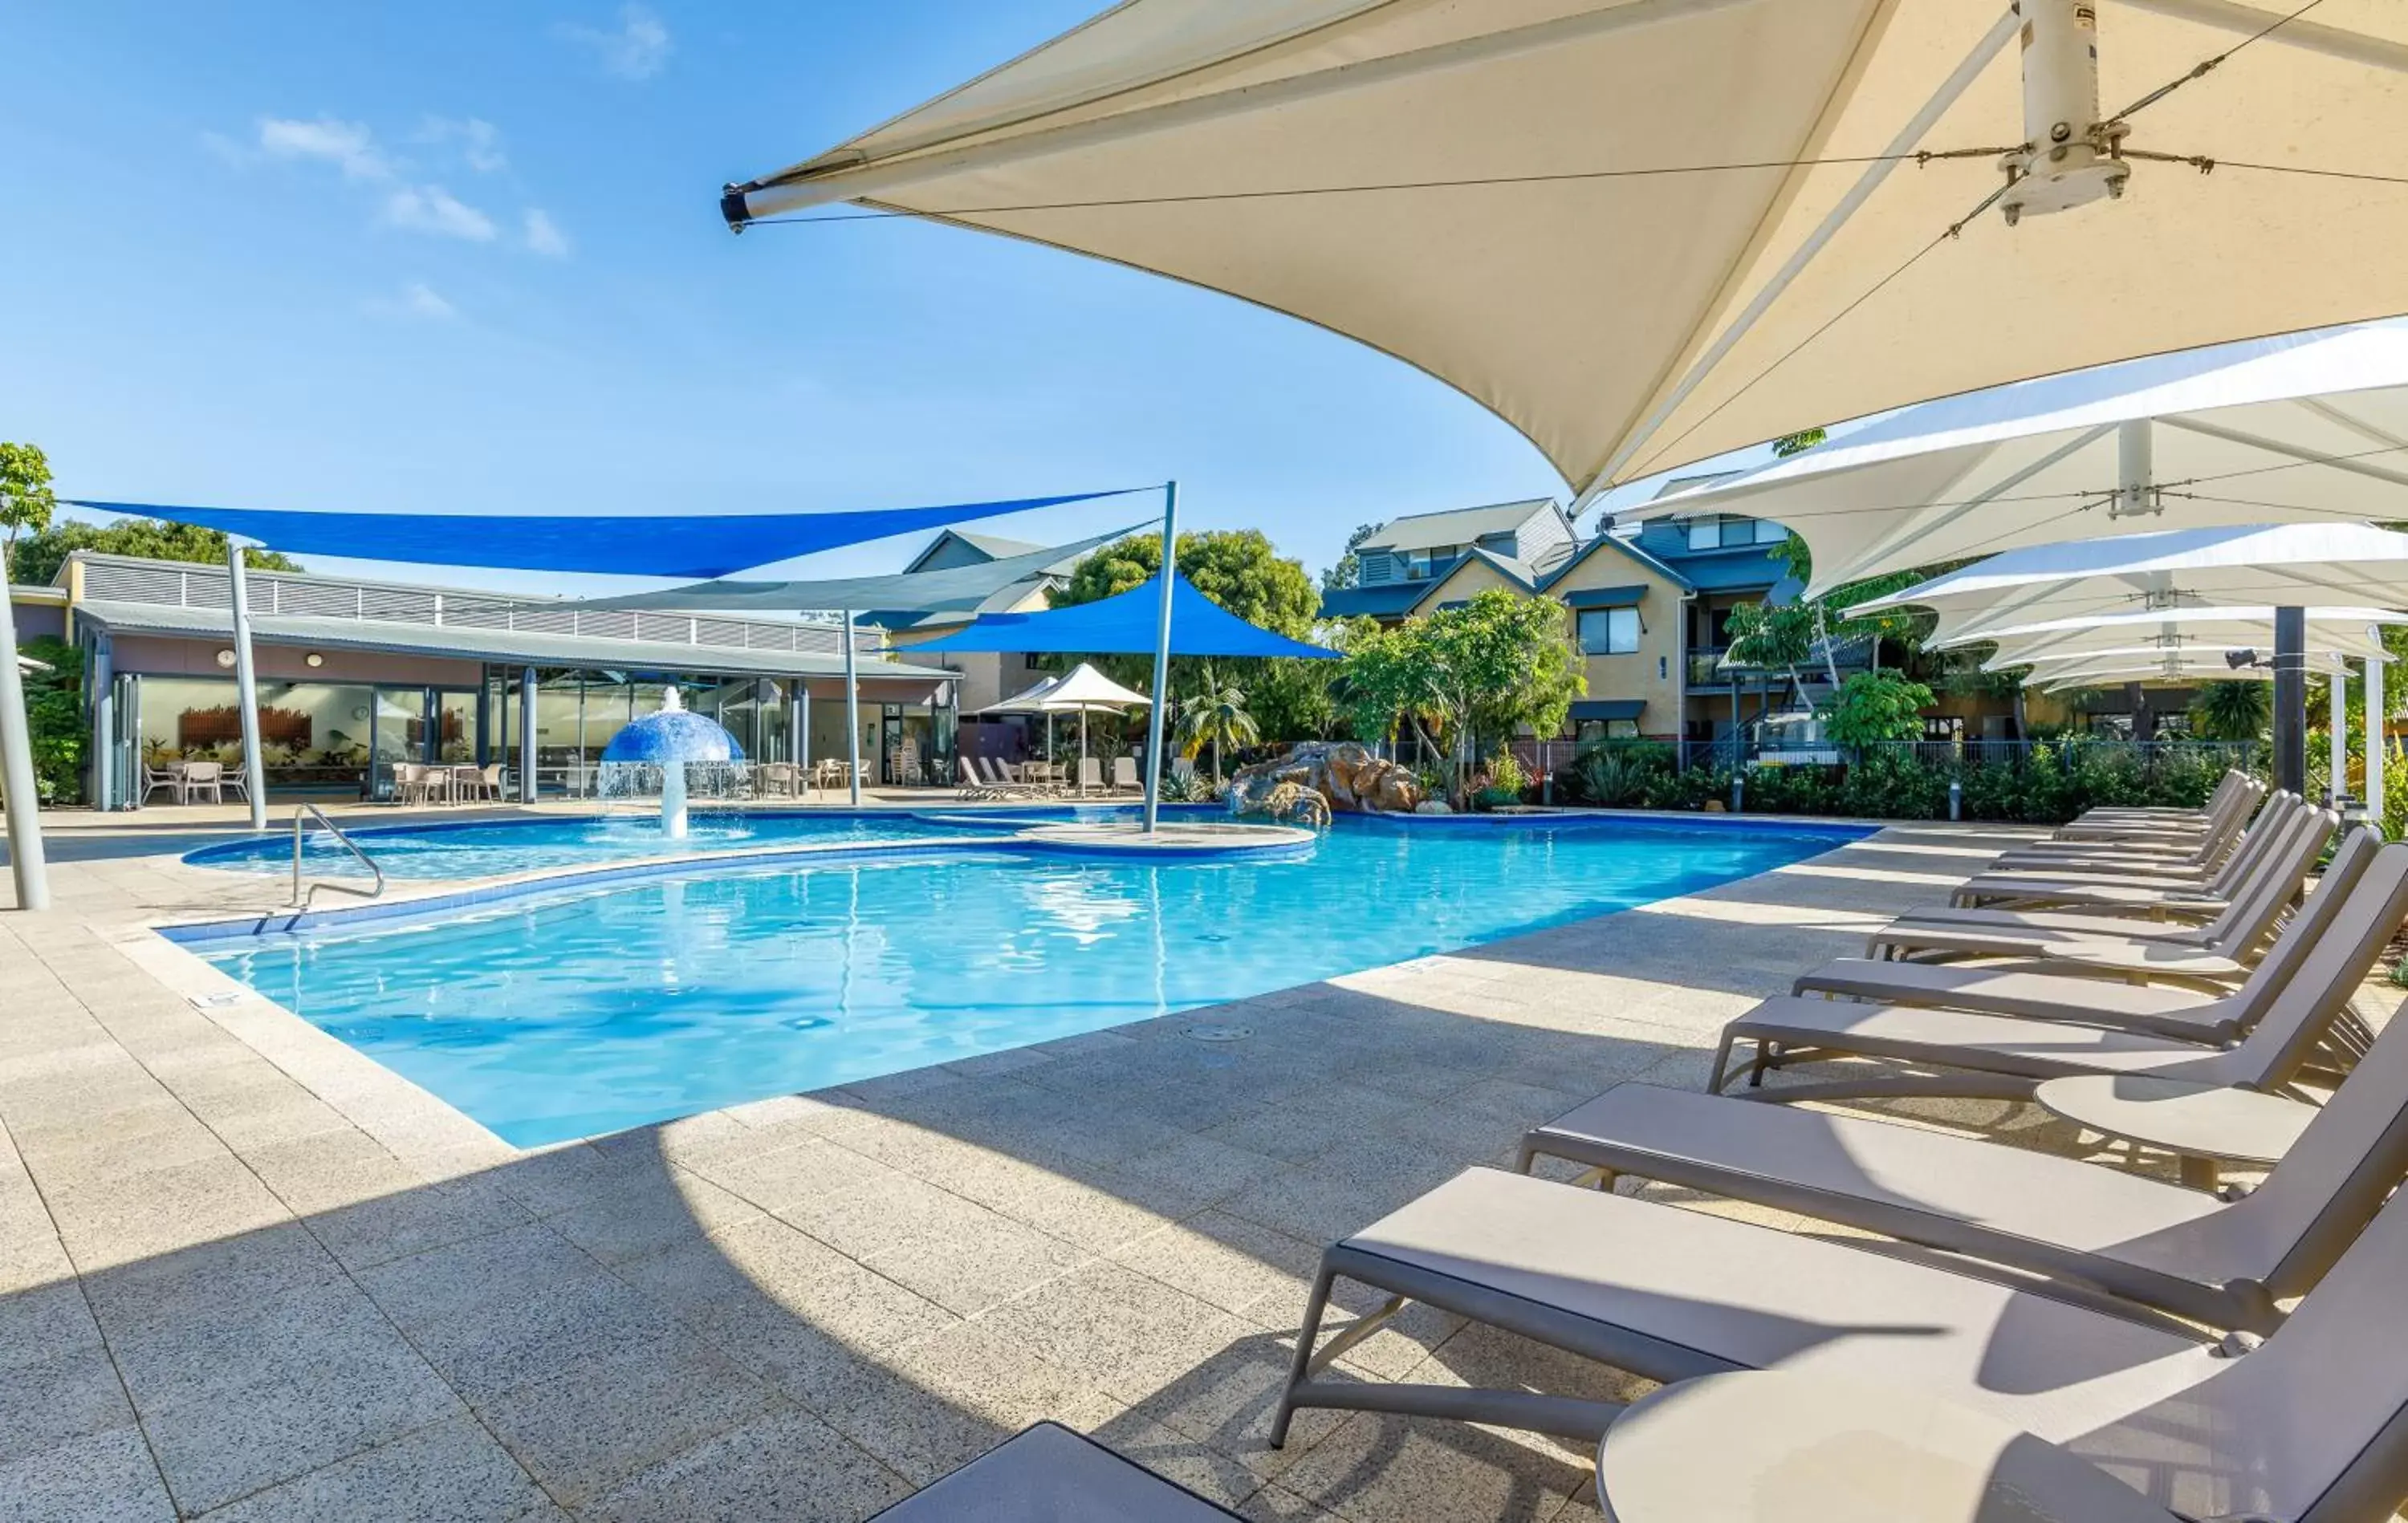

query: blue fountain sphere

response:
[600,689,745,764]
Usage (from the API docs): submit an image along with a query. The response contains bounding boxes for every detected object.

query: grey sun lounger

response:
[1706,838,2408,1104]
[1987,780,2264,871]
[1950,788,2298,910]
[2065,768,2249,827]
[1792,829,2382,1041]
[1861,804,2334,969]
[2028,772,2261,844]
[1279,1163,2408,1523]
[1516,964,2408,1334]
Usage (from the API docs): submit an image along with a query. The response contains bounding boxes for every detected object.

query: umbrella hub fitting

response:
[2106,480,2164,519]
[1999,0,2129,227]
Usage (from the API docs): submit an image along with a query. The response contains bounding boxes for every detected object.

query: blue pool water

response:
[182,808,1056,880]
[185,815,1862,1147]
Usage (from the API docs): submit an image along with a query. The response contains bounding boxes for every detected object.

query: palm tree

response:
[1174,664,1259,782]
[2190,681,2271,741]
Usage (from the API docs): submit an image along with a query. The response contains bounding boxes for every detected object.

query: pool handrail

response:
[291,804,388,909]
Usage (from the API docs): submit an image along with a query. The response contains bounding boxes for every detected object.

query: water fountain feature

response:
[596,687,746,839]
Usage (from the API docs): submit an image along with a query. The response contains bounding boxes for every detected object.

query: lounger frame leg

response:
[1271,1263,1342,1449]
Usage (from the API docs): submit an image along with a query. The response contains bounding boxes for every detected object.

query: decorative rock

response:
[1414,800,1453,814]
[1228,741,1425,818]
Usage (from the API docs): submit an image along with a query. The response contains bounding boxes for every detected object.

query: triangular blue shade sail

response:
[913,575,1338,660]
[59,489,1146,578]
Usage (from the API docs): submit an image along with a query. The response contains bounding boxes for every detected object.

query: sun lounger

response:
[1987,780,2265,871]
[1278,1160,2408,1523]
[2065,768,2249,827]
[2046,773,2263,842]
[1519,958,2408,1334]
[1707,837,2408,1103]
[1112,756,1141,795]
[1795,829,2380,1038]
[1951,789,2298,908]
[1862,804,2333,968]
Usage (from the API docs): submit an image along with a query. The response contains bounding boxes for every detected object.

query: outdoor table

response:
[2036,1074,2316,1190]
[868,1422,1241,1521]
[1594,1371,2176,1523]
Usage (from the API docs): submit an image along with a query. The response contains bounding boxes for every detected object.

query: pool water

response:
[182,807,1070,880]
[187,816,1861,1147]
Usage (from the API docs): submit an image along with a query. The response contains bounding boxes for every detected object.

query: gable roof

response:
[902,529,1049,574]
[1539,530,1694,596]
[1360,498,1561,553]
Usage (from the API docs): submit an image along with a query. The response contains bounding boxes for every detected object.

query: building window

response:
[1755,517,1789,545]
[1577,607,1640,655]
[1576,718,1642,744]
[1683,514,1788,550]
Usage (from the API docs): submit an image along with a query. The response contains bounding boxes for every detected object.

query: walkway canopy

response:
[560,525,1144,615]
[61,489,1145,578]
[913,574,1337,660]
[727,1,2408,495]
[1624,323,2408,597]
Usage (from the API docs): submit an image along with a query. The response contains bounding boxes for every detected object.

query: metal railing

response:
[290,805,387,909]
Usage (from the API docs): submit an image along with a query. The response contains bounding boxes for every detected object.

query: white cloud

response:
[382,184,498,242]
[257,116,392,180]
[559,4,671,80]
[367,281,458,321]
[417,116,506,173]
[523,209,571,258]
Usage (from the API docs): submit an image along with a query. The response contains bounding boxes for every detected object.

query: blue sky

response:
[0,1,1595,597]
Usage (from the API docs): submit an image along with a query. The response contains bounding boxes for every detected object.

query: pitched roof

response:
[1538,531,1694,596]
[1319,581,1438,619]
[1360,498,1560,553]
[901,528,1052,574]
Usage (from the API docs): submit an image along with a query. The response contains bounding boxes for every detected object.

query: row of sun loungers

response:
[1273,774,2408,1521]
[955,755,1149,800]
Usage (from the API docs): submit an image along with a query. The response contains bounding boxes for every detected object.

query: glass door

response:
[371,687,429,800]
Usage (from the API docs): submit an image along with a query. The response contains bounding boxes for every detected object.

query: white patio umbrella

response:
[727,2,2408,496]
[1625,323,2408,598]
[979,663,1153,773]
[2030,656,2321,692]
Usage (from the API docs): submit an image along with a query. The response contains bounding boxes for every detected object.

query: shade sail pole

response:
[0,549,51,910]
[2275,607,2307,795]
[1143,481,1178,834]
[843,611,861,807]
[225,541,269,831]
[519,668,538,805]
[2331,667,2350,809]
[2368,651,2387,825]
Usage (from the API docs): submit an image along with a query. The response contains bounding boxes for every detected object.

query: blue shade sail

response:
[58,490,1148,578]
[913,575,1338,660]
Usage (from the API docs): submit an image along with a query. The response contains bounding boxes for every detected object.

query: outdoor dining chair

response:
[140,762,183,806]
[178,760,224,805]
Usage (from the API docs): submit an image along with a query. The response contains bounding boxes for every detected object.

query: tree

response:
[2190,681,2271,741]
[1173,663,1260,782]
[1340,588,1584,807]
[1320,522,1382,592]
[18,636,84,803]
[9,516,302,587]
[1818,670,1936,747]
[1,442,59,580]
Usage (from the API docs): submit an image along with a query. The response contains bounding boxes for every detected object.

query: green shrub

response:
[1560,741,1674,806]
[1837,749,1947,819]
[1643,764,1731,811]
[19,636,83,805]
[1736,762,1841,815]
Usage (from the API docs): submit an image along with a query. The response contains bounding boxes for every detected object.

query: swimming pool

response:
[180,814,1863,1147]
[181,806,1102,880]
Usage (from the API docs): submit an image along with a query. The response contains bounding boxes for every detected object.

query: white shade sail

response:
[2033,652,2342,691]
[1860,524,2408,644]
[979,662,1153,716]
[1979,607,2404,668]
[1626,323,2408,596]
[731,2,2408,498]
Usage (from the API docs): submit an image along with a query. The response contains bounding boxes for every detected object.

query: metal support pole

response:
[2274,607,2307,796]
[518,666,537,805]
[0,550,51,909]
[2330,668,2350,810]
[843,611,860,807]
[1143,481,1179,834]
[89,633,113,812]
[798,684,812,798]
[226,542,269,831]
[2115,418,2154,519]
[2368,652,2388,828]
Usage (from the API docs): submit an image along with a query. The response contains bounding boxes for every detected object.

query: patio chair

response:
[1950,786,2296,910]
[1275,1146,2408,1523]
[220,765,249,802]
[1077,757,1104,797]
[1859,802,2333,973]
[1705,831,2407,1105]
[140,762,183,806]
[1517,921,2408,1335]
[1113,756,1141,795]
[180,760,224,805]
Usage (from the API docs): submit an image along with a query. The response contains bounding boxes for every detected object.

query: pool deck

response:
[0,804,2232,1521]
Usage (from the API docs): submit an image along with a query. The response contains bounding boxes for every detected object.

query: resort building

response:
[16,550,962,807]
[875,529,1082,763]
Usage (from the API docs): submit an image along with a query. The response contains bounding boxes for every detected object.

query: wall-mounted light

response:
[214,648,236,669]
[305,652,325,668]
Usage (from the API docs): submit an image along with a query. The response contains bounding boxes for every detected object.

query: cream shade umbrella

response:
[1624,323,2408,598]
[979,664,1153,773]
[2030,652,2341,690]
[728,2,2408,497]
[1979,608,2406,668]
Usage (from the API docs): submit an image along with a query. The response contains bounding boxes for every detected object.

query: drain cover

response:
[1182,1023,1252,1043]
